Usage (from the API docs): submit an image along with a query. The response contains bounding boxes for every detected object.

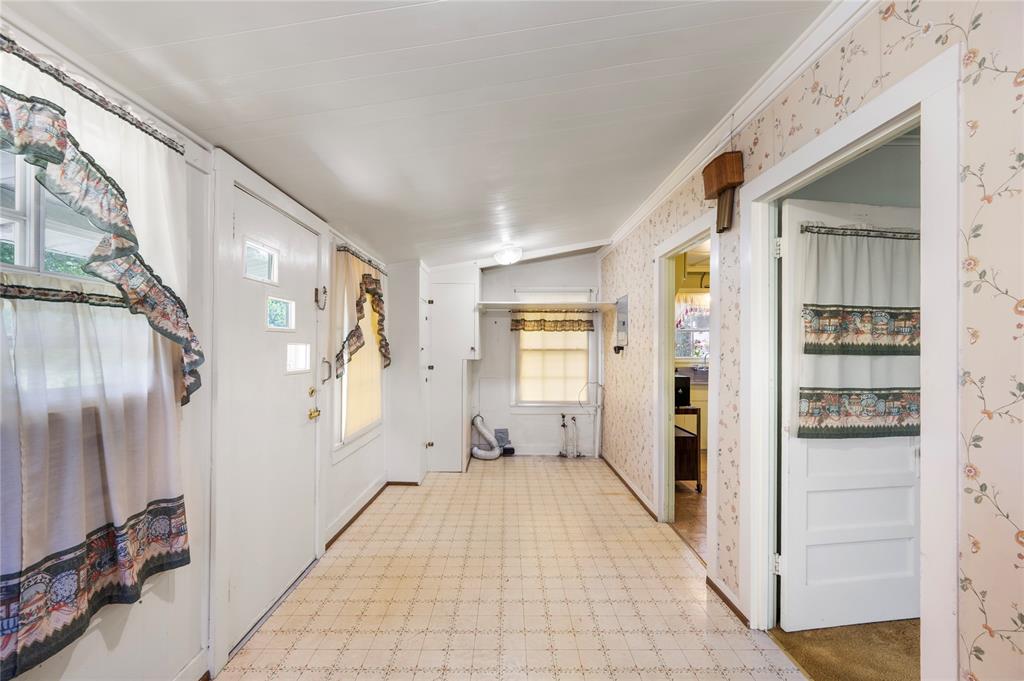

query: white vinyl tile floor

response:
[218,456,804,680]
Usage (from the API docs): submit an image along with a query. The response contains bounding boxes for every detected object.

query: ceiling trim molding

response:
[597,0,873,261]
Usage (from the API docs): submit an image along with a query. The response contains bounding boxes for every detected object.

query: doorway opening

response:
[770,128,922,681]
[739,46,961,681]
[670,241,712,561]
[653,209,717,568]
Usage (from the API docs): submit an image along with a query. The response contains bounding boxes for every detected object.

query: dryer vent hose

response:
[470,414,501,460]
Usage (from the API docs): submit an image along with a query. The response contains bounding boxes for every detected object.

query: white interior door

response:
[780,199,921,631]
[222,188,319,648]
[428,282,475,472]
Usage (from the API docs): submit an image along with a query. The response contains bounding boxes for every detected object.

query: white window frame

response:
[332,241,385,451]
[265,295,296,332]
[0,152,108,285]
[242,238,279,285]
[509,287,598,408]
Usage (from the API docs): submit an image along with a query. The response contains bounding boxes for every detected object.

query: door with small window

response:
[220,187,319,652]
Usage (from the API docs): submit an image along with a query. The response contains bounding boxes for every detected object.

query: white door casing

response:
[652,209,718,543]
[779,199,921,631]
[738,47,960,678]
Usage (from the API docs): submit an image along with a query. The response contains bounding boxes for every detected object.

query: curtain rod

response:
[336,245,387,276]
[0,33,186,155]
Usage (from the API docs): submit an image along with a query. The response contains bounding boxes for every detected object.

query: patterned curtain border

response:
[802,304,920,355]
[0,497,189,681]
[510,318,595,332]
[0,86,205,405]
[335,272,391,377]
[0,33,185,155]
[800,222,920,240]
[797,387,920,438]
[0,282,127,309]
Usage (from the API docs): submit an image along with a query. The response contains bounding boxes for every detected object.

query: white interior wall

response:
[477,253,601,456]
[480,252,601,300]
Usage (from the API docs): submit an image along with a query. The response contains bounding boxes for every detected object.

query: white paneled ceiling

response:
[8,1,826,265]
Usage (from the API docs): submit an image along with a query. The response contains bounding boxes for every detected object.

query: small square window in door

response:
[286,343,310,373]
[244,240,278,283]
[267,296,295,331]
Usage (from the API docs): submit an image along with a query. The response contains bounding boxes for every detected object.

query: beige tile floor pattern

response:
[219,457,804,680]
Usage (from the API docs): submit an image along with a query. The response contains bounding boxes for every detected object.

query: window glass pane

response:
[286,343,310,373]
[1,152,17,211]
[342,311,382,439]
[43,191,103,277]
[0,218,21,265]
[267,297,294,330]
[516,325,590,403]
[244,241,277,282]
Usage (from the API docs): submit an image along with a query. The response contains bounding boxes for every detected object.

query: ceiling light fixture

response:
[493,244,523,266]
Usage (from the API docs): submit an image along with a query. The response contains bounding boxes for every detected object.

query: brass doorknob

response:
[308,408,321,420]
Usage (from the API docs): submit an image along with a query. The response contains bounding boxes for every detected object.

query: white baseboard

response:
[172,649,208,681]
[322,476,387,546]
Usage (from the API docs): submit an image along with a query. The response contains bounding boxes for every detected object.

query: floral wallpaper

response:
[600,2,1023,678]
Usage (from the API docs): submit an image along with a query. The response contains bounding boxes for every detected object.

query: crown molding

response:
[598,0,874,261]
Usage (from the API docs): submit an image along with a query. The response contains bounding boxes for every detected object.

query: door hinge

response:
[772,553,783,576]
[232,211,236,239]
[773,237,783,259]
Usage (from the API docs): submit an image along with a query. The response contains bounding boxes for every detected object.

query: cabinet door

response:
[431,282,477,359]
[427,282,476,471]
[419,296,431,473]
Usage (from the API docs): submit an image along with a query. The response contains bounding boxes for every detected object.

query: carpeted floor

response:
[770,619,919,681]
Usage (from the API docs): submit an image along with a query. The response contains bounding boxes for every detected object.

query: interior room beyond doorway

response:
[669,240,711,563]
[769,128,921,681]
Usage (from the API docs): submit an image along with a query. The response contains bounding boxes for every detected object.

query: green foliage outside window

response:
[1,240,91,277]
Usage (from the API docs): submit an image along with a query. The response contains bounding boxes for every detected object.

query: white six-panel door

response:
[780,199,921,631]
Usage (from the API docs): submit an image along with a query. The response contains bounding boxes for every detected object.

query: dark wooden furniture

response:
[674,424,701,493]
[675,406,701,451]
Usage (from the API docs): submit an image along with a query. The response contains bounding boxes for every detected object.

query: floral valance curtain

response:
[0,88,203,403]
[795,223,921,438]
[510,316,595,332]
[1,39,198,680]
[333,248,390,376]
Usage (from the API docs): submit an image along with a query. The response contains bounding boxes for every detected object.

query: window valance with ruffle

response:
[510,317,594,332]
[334,250,390,377]
[0,87,204,404]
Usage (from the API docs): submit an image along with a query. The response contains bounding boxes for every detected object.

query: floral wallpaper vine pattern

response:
[600,2,1023,678]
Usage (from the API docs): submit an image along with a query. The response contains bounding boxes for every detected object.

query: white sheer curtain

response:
[0,273,188,677]
[1,45,192,680]
[792,223,921,438]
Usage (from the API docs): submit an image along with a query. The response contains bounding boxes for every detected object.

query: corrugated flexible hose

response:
[470,414,501,460]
